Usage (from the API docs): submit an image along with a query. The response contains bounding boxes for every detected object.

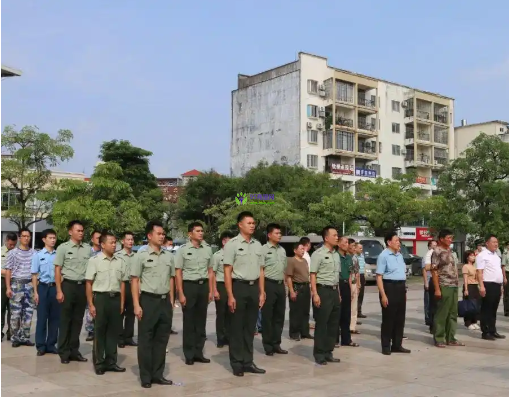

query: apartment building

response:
[231,52,455,193]
[454,119,509,158]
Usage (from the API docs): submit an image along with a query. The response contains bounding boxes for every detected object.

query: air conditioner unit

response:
[319,90,326,97]
[316,123,323,129]
[401,150,407,155]
[306,122,313,129]
[401,101,408,108]
[319,106,325,112]
[434,160,438,165]
[318,84,325,91]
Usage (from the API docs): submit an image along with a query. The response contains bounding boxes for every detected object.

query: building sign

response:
[416,227,433,241]
[329,162,354,175]
[415,176,427,184]
[398,227,416,239]
[355,168,377,178]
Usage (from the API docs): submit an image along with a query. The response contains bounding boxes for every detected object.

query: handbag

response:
[458,298,478,318]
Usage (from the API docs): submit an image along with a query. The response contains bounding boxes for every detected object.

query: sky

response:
[2,0,508,178]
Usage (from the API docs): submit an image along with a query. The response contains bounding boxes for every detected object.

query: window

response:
[336,81,354,103]
[392,123,400,133]
[336,131,354,151]
[392,145,401,156]
[307,154,318,168]
[323,131,333,149]
[307,80,318,94]
[392,167,402,179]
[379,142,382,153]
[308,130,318,144]
[307,105,318,118]
[392,100,400,112]
[1,189,20,211]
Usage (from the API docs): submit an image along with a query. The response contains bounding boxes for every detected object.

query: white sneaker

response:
[468,324,476,330]
[474,324,481,330]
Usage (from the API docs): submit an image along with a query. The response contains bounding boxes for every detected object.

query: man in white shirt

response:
[299,237,313,329]
[422,240,437,327]
[476,235,507,340]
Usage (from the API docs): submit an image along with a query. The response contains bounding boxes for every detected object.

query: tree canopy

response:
[1,125,74,231]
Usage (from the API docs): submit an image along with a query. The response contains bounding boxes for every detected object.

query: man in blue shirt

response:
[31,229,60,356]
[376,232,410,355]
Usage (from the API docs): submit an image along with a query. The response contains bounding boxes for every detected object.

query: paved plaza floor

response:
[1,283,508,396]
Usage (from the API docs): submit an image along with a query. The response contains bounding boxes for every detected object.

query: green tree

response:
[204,195,304,242]
[307,191,359,234]
[99,140,165,222]
[50,162,145,240]
[436,133,509,242]
[355,176,427,236]
[1,125,74,231]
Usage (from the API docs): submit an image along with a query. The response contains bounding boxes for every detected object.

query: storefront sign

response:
[330,162,354,175]
[398,227,416,239]
[355,168,377,178]
[416,227,433,241]
[415,176,428,184]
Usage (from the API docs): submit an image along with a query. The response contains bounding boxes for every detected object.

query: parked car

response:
[399,244,423,276]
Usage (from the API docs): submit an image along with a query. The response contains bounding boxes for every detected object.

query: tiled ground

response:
[1,283,508,396]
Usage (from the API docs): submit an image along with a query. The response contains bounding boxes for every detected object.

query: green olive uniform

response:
[213,248,230,345]
[86,253,126,371]
[130,247,174,385]
[55,240,91,361]
[223,234,264,372]
[175,241,213,361]
[115,249,136,345]
[310,246,340,362]
[260,242,287,354]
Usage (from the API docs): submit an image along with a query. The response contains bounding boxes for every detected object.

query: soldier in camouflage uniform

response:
[431,229,464,348]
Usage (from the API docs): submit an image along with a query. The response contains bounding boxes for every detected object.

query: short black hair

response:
[166,237,173,242]
[293,242,304,251]
[384,231,399,246]
[220,231,234,240]
[427,240,436,248]
[237,211,254,223]
[267,223,281,235]
[67,220,83,231]
[41,229,56,239]
[100,231,116,244]
[438,229,453,240]
[348,238,355,245]
[91,229,102,237]
[299,237,310,245]
[188,221,204,233]
[19,227,31,236]
[485,234,497,243]
[5,232,17,242]
[464,250,475,261]
[121,231,134,239]
[321,226,336,241]
[145,220,164,235]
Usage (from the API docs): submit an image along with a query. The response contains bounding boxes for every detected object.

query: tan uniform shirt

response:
[85,252,126,293]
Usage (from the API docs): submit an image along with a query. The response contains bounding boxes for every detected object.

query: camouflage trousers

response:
[85,304,94,333]
[9,280,35,343]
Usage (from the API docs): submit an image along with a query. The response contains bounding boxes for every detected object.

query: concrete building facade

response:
[231,52,455,193]
[454,119,509,158]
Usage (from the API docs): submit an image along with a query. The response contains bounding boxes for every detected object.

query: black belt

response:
[293,282,309,286]
[216,281,225,284]
[95,291,120,297]
[141,291,169,299]
[317,283,338,290]
[12,278,32,284]
[39,282,56,287]
[64,279,86,285]
[233,279,258,285]
[265,278,284,285]
[383,279,406,284]
[184,279,208,285]
[123,280,130,284]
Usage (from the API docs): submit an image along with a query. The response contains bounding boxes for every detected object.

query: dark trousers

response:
[337,280,351,345]
[119,281,135,343]
[1,278,11,338]
[261,279,286,353]
[58,280,87,360]
[313,285,340,361]
[93,293,121,370]
[358,274,366,315]
[463,284,480,326]
[289,282,310,338]
[35,283,61,352]
[138,292,173,384]
[480,282,501,336]
[428,282,436,333]
[503,273,509,315]
[215,282,230,343]
[229,280,259,371]
[380,281,406,350]
[182,280,209,360]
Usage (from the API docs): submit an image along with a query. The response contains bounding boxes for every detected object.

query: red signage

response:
[416,227,432,241]
[415,176,428,184]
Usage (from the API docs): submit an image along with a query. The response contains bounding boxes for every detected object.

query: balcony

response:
[335,117,354,129]
[405,152,431,168]
[357,143,377,159]
[433,157,448,167]
[404,129,431,146]
[434,114,448,124]
[357,97,376,108]
[357,119,377,137]
[433,127,449,146]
